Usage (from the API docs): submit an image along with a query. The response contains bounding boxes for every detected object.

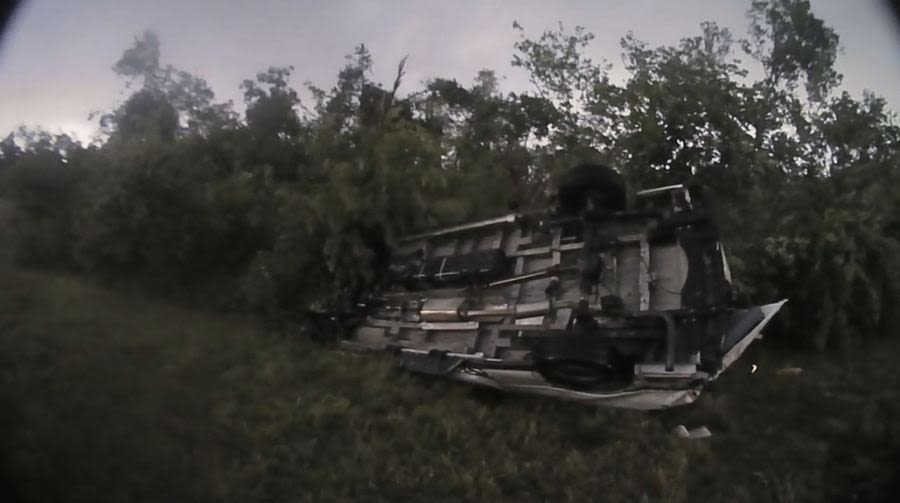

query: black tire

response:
[556,163,627,215]
[535,358,617,389]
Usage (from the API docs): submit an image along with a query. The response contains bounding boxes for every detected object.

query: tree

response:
[104,31,235,142]
[3,9,899,350]
[1,129,87,267]
[745,0,841,102]
[240,66,306,180]
[512,21,611,151]
[508,6,900,350]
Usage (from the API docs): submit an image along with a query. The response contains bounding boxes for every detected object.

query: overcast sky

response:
[2,0,899,143]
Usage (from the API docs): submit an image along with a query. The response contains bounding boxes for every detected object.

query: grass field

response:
[1,264,898,502]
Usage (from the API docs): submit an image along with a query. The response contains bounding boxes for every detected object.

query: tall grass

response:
[1,266,898,502]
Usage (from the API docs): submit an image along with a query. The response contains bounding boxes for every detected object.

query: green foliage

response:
[0,131,87,268]
[746,0,842,100]
[104,31,236,141]
[744,169,900,350]
[3,2,900,349]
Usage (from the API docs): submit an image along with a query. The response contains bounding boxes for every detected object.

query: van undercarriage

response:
[338,167,784,409]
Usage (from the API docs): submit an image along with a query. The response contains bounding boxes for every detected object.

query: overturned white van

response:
[339,164,785,410]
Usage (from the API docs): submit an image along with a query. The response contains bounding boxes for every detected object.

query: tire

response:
[533,345,637,390]
[535,358,617,389]
[556,163,627,215]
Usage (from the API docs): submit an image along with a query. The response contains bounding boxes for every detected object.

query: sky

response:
[1,0,899,144]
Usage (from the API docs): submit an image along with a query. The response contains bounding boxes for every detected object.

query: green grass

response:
[1,267,898,502]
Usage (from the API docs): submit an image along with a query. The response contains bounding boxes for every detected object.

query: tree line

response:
[1,0,898,350]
